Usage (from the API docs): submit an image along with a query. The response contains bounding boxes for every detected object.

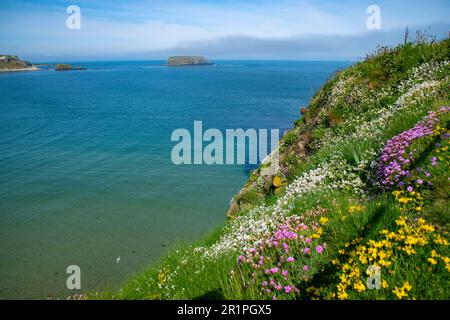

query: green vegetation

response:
[0,55,35,70]
[91,37,449,300]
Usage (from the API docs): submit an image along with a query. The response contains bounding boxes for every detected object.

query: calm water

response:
[0,60,348,298]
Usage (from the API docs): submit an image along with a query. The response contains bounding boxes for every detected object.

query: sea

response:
[0,60,350,298]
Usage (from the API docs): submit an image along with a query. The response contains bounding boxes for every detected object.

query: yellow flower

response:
[319,217,329,224]
[348,205,365,213]
[393,287,408,299]
[392,282,412,300]
[337,291,348,300]
[353,281,366,292]
[403,282,412,291]
[272,176,282,188]
[428,258,438,265]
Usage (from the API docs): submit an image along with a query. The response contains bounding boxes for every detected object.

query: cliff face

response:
[167,56,213,66]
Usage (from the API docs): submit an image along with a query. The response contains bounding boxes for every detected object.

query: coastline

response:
[0,66,40,73]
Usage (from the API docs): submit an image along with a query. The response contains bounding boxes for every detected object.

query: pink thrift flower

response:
[303,247,310,254]
[270,267,279,274]
[284,286,292,293]
[303,265,309,271]
[316,245,324,254]
[286,256,295,262]
[282,270,288,276]
[305,237,311,244]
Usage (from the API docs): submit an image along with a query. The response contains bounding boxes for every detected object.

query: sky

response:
[0,0,448,61]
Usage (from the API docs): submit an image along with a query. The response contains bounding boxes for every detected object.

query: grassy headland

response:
[0,55,38,72]
[93,38,449,300]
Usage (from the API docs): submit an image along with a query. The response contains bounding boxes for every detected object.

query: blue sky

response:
[0,0,448,61]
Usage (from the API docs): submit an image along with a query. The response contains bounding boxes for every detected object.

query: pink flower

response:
[305,237,311,244]
[262,281,268,287]
[272,296,278,300]
[303,247,310,254]
[284,286,292,293]
[425,172,431,177]
[417,179,423,185]
[282,270,288,276]
[407,186,413,192]
[286,256,295,262]
[303,265,309,271]
[270,267,279,274]
[315,245,324,254]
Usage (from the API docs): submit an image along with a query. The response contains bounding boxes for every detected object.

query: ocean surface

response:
[0,60,349,299]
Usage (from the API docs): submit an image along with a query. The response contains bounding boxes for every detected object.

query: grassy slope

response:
[93,39,449,300]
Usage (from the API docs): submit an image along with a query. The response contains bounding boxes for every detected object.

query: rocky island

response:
[167,56,213,66]
[0,55,38,72]
[55,64,86,71]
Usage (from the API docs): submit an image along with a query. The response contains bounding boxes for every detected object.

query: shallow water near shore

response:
[0,60,349,299]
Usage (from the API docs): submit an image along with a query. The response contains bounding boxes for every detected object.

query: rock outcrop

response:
[55,64,86,71]
[167,56,213,66]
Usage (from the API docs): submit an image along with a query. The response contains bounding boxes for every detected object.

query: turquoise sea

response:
[0,60,349,298]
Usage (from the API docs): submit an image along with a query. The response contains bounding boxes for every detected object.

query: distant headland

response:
[167,56,214,66]
[0,55,39,72]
